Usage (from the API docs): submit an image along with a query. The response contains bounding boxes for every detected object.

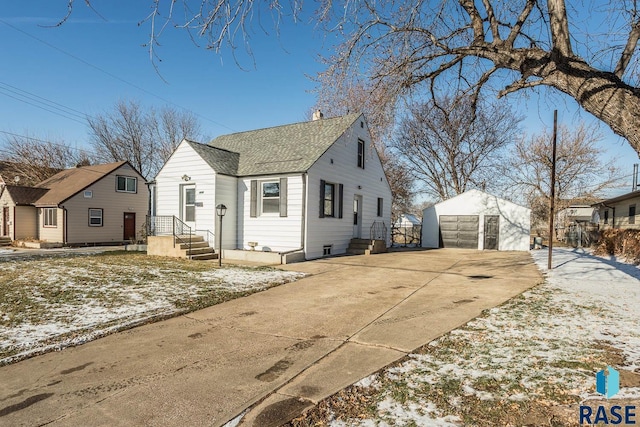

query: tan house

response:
[0,161,148,245]
[593,191,640,230]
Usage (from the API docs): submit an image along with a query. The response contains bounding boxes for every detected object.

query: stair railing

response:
[370,221,387,241]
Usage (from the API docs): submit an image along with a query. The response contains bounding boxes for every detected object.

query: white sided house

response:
[151,113,392,262]
[422,189,531,251]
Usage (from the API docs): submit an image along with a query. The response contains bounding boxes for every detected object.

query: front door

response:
[2,207,9,237]
[123,212,136,241]
[483,215,500,250]
[182,184,196,230]
[353,195,363,238]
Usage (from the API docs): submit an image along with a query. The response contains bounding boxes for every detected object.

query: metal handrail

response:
[172,216,192,252]
[370,221,387,241]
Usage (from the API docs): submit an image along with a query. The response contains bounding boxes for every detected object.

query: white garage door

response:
[439,215,479,249]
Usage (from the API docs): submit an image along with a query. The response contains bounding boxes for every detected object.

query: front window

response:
[324,183,335,217]
[262,181,280,214]
[89,208,103,227]
[117,176,137,193]
[43,208,57,227]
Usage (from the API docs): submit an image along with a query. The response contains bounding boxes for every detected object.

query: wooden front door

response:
[2,207,9,236]
[123,212,136,241]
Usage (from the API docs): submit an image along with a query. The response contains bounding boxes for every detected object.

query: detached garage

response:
[422,189,530,251]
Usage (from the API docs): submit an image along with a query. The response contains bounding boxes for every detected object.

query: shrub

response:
[593,229,640,264]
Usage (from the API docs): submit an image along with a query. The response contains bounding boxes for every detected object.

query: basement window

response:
[323,245,332,256]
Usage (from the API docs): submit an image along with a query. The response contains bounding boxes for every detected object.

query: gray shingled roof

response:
[207,113,362,176]
[185,140,240,176]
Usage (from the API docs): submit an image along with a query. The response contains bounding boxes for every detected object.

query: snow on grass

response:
[323,248,640,426]
[0,252,304,365]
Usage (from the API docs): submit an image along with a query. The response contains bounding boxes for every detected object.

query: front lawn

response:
[0,251,304,365]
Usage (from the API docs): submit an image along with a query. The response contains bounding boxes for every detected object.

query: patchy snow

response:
[0,254,304,365]
[329,248,640,425]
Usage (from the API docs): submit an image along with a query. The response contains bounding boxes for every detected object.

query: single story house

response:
[593,190,640,230]
[422,189,531,251]
[0,161,148,245]
[152,112,392,260]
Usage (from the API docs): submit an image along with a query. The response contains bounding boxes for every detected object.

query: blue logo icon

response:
[596,366,620,398]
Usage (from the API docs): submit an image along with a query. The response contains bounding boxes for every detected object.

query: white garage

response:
[422,189,531,251]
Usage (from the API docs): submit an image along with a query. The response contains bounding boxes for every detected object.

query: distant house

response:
[152,113,392,261]
[593,190,640,230]
[393,214,422,246]
[0,161,148,245]
[555,204,597,241]
[422,189,531,251]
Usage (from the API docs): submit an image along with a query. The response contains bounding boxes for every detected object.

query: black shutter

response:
[319,180,325,218]
[279,177,288,217]
[250,180,257,218]
[338,184,344,219]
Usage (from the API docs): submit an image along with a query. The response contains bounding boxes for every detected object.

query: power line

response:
[0,81,92,121]
[0,18,236,133]
[0,130,94,154]
[0,84,89,125]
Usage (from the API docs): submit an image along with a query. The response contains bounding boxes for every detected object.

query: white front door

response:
[353,195,363,238]
[181,184,196,231]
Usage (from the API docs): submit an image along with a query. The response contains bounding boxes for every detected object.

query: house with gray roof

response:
[152,113,392,261]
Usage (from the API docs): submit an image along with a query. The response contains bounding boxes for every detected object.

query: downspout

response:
[13,206,16,240]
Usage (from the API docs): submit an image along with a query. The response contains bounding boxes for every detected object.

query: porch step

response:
[190,252,219,261]
[179,241,210,250]
[0,236,11,246]
[346,238,387,255]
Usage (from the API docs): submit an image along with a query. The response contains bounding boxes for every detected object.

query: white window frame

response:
[89,208,103,227]
[261,181,280,215]
[43,208,57,228]
[116,175,137,193]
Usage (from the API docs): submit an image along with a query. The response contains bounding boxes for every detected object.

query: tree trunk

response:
[544,57,640,154]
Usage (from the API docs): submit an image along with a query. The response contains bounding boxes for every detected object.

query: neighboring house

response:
[153,113,392,260]
[0,161,148,245]
[422,189,531,251]
[0,185,48,239]
[393,213,422,246]
[593,190,640,230]
[555,204,597,241]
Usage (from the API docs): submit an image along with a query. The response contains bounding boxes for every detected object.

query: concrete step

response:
[0,237,11,246]
[175,235,205,243]
[179,241,210,250]
[350,238,375,245]
[186,247,216,256]
[347,243,374,250]
[190,252,219,261]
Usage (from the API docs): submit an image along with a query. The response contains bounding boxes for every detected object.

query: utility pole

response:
[548,110,558,270]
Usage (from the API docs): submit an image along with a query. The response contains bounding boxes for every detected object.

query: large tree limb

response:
[615,20,640,78]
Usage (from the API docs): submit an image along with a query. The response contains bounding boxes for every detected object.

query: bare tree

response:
[0,134,92,185]
[394,93,522,201]
[505,122,622,225]
[59,1,640,156]
[88,100,202,180]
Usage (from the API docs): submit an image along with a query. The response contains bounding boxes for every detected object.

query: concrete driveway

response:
[0,249,542,427]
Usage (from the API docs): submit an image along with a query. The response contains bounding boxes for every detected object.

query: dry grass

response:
[0,251,304,364]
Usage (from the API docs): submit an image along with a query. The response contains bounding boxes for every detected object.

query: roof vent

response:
[312,109,324,121]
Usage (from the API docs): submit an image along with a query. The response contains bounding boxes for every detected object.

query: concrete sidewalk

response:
[0,249,542,426]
